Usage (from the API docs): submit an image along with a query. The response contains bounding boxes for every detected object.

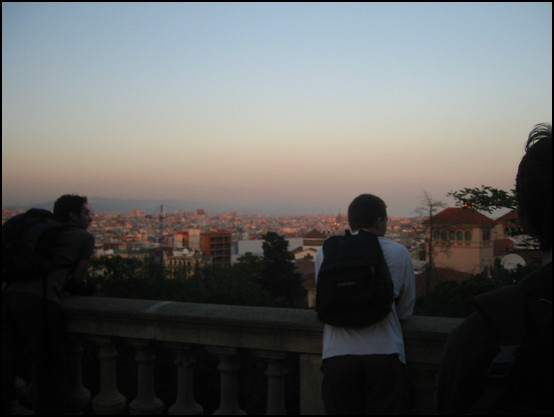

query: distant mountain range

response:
[3,196,321,215]
[4,197,233,215]
[88,197,198,214]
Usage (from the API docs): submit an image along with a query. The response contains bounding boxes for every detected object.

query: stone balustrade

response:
[18,296,462,414]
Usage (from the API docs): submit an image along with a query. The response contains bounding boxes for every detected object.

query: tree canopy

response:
[447,185,516,213]
[90,231,307,308]
[415,259,540,317]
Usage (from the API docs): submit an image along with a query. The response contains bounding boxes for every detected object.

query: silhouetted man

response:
[438,123,552,414]
[2,194,95,414]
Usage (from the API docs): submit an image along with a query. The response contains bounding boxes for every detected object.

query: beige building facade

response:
[424,208,496,274]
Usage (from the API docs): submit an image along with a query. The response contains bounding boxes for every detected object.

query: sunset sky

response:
[2,3,552,216]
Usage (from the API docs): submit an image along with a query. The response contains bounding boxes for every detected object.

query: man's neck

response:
[358,227,384,237]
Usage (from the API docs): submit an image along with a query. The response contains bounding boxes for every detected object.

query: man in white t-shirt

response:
[315,194,416,414]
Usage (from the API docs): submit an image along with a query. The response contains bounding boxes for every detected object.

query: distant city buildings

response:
[1,205,540,301]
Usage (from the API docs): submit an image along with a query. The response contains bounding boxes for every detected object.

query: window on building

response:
[465,231,472,241]
[449,231,456,241]
[457,231,464,241]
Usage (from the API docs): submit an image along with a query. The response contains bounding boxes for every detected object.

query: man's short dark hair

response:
[515,123,552,251]
[53,194,88,222]
[348,194,387,231]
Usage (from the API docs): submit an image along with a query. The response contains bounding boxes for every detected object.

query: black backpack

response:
[469,264,552,414]
[2,208,67,285]
[316,230,394,327]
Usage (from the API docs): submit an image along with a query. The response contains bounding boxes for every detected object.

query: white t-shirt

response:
[315,236,416,364]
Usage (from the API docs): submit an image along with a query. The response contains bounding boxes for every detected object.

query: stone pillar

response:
[410,365,439,415]
[167,344,203,415]
[299,353,325,415]
[256,350,287,415]
[207,346,246,415]
[10,377,31,415]
[128,340,164,415]
[91,337,127,415]
[64,337,91,413]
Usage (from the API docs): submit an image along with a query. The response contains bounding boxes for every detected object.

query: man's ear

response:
[68,211,78,223]
[376,216,387,236]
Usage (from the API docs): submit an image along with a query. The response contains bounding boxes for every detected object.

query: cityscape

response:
[1,205,426,261]
[2,4,550,414]
[3,202,535,302]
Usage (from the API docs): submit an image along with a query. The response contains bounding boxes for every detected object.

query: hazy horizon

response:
[3,3,552,217]
[2,194,515,220]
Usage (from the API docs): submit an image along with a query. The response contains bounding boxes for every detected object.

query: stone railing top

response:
[62,296,463,357]
[63,295,322,330]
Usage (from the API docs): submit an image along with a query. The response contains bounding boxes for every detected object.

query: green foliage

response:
[447,185,516,213]
[415,277,497,318]
[415,262,540,317]
[89,237,306,308]
[90,255,145,282]
[90,255,181,300]
[234,252,264,277]
[260,232,307,307]
[178,264,285,307]
[475,258,539,287]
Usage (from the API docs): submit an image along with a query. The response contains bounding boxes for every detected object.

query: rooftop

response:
[423,207,495,226]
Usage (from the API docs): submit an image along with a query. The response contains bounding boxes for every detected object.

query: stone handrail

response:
[54,296,462,414]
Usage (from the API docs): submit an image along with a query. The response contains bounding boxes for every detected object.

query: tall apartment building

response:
[200,230,232,267]
[174,229,202,250]
[174,229,232,267]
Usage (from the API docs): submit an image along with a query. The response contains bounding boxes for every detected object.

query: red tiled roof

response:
[415,267,473,297]
[495,210,517,224]
[494,238,514,257]
[295,258,316,288]
[294,258,315,275]
[304,229,326,238]
[422,207,495,226]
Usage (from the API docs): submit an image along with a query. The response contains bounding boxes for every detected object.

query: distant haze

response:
[3,195,515,220]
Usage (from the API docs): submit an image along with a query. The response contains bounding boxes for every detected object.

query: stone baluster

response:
[256,351,288,415]
[64,337,91,413]
[14,376,27,399]
[9,377,31,415]
[167,343,203,415]
[410,366,439,415]
[299,353,325,415]
[90,337,127,415]
[128,340,164,415]
[207,346,246,415]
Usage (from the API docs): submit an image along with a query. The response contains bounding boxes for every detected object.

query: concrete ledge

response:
[62,296,462,357]
[62,296,324,353]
